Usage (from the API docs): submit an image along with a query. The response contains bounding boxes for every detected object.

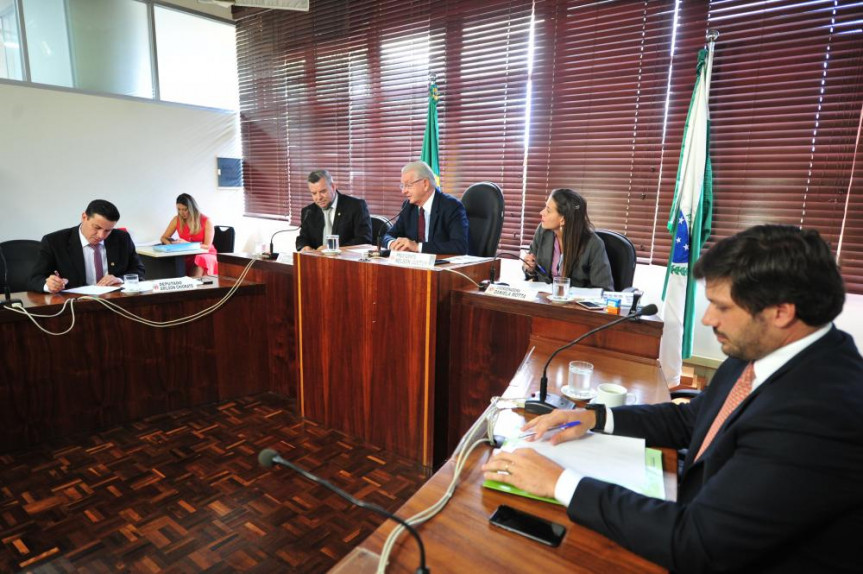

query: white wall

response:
[0,82,299,254]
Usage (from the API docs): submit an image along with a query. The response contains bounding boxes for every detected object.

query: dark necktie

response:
[417,208,426,243]
[93,244,104,283]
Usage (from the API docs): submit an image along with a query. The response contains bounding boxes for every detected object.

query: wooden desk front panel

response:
[297,254,438,465]
[0,283,268,452]
[218,254,296,397]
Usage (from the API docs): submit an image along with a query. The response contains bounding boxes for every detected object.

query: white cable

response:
[2,258,257,335]
[439,266,480,288]
[376,397,506,572]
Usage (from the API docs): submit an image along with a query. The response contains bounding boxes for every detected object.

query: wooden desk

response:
[295,249,492,468]
[446,282,664,454]
[137,245,208,279]
[218,253,296,398]
[0,279,268,452]
[336,340,674,573]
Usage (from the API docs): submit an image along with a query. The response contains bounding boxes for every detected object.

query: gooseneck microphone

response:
[265,214,304,260]
[258,448,430,574]
[524,303,659,414]
[0,245,23,309]
[373,201,412,258]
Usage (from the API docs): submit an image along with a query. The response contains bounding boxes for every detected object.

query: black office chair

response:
[595,229,636,290]
[461,182,504,257]
[370,214,392,246]
[0,239,42,293]
[213,226,235,253]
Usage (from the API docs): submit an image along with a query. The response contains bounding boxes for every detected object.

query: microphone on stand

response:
[264,211,305,260]
[259,448,430,573]
[524,303,659,415]
[372,201,412,258]
[0,245,23,309]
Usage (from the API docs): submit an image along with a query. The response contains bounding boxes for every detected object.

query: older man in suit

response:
[28,199,145,293]
[296,170,372,252]
[383,161,469,255]
[484,224,862,573]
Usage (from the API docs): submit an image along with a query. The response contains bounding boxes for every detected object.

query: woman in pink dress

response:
[159,193,218,277]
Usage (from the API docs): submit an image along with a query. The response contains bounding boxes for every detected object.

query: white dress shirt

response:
[554,323,833,505]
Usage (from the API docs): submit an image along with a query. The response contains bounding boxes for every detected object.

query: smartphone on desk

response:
[576,300,604,311]
[489,505,566,547]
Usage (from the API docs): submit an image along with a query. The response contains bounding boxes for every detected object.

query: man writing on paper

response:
[383,161,469,255]
[28,199,146,293]
[296,170,372,253]
[483,225,862,573]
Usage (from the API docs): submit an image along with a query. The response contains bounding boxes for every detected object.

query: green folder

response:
[483,447,666,504]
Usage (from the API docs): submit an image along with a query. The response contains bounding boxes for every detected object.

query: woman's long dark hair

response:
[551,188,593,279]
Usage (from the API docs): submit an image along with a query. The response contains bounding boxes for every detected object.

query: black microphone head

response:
[639,303,658,316]
[258,448,279,468]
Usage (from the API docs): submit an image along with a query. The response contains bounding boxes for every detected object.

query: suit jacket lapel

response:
[67,228,86,286]
[105,234,120,277]
[427,190,440,241]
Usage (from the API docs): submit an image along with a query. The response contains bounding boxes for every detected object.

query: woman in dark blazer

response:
[522,188,614,290]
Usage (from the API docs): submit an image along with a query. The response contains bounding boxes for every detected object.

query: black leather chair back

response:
[213,226,235,253]
[595,229,636,290]
[461,182,504,257]
[370,215,392,246]
[1,239,41,293]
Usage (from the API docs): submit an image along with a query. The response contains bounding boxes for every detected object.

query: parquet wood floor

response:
[0,393,429,573]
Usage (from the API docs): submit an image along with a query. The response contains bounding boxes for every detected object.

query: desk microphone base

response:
[524,393,575,415]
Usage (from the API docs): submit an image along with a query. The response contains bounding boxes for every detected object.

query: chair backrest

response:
[461,182,504,257]
[370,214,392,246]
[0,239,42,293]
[212,226,235,253]
[595,229,636,290]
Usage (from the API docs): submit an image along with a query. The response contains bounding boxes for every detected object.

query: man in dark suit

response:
[28,199,146,293]
[483,225,862,573]
[296,170,372,252]
[383,161,469,255]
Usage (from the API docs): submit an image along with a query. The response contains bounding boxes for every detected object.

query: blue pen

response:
[535,263,549,277]
[518,420,581,439]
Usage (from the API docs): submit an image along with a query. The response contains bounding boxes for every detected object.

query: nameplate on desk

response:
[151,277,200,292]
[276,253,293,264]
[484,284,535,301]
[389,251,436,269]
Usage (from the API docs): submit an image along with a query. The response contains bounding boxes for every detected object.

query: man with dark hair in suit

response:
[383,161,469,255]
[296,170,372,252]
[483,224,862,573]
[28,199,145,293]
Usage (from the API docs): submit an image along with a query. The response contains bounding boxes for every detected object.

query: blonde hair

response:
[176,193,202,235]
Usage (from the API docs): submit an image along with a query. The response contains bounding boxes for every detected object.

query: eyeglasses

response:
[399,178,425,190]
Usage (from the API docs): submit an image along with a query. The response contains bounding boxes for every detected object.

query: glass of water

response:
[325,234,340,252]
[123,274,139,291]
[553,276,570,298]
[568,360,595,399]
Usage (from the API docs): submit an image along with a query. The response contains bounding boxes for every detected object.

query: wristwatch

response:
[585,403,606,431]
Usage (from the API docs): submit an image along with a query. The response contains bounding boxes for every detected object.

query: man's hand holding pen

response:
[45,270,69,293]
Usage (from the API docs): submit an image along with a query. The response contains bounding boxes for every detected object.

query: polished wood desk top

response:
[338,340,674,573]
[1,276,257,318]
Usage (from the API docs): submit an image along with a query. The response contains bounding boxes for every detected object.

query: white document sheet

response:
[502,432,647,493]
[62,285,123,295]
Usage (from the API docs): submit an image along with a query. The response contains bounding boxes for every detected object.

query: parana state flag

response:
[421,76,440,186]
[659,46,715,385]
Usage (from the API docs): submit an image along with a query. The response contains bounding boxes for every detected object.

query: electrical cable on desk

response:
[438,266,480,288]
[3,257,257,336]
[377,395,527,572]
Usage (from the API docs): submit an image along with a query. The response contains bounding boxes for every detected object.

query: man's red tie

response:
[695,363,754,461]
[417,208,426,243]
[93,244,104,283]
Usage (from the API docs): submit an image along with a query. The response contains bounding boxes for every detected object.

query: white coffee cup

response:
[595,383,636,408]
